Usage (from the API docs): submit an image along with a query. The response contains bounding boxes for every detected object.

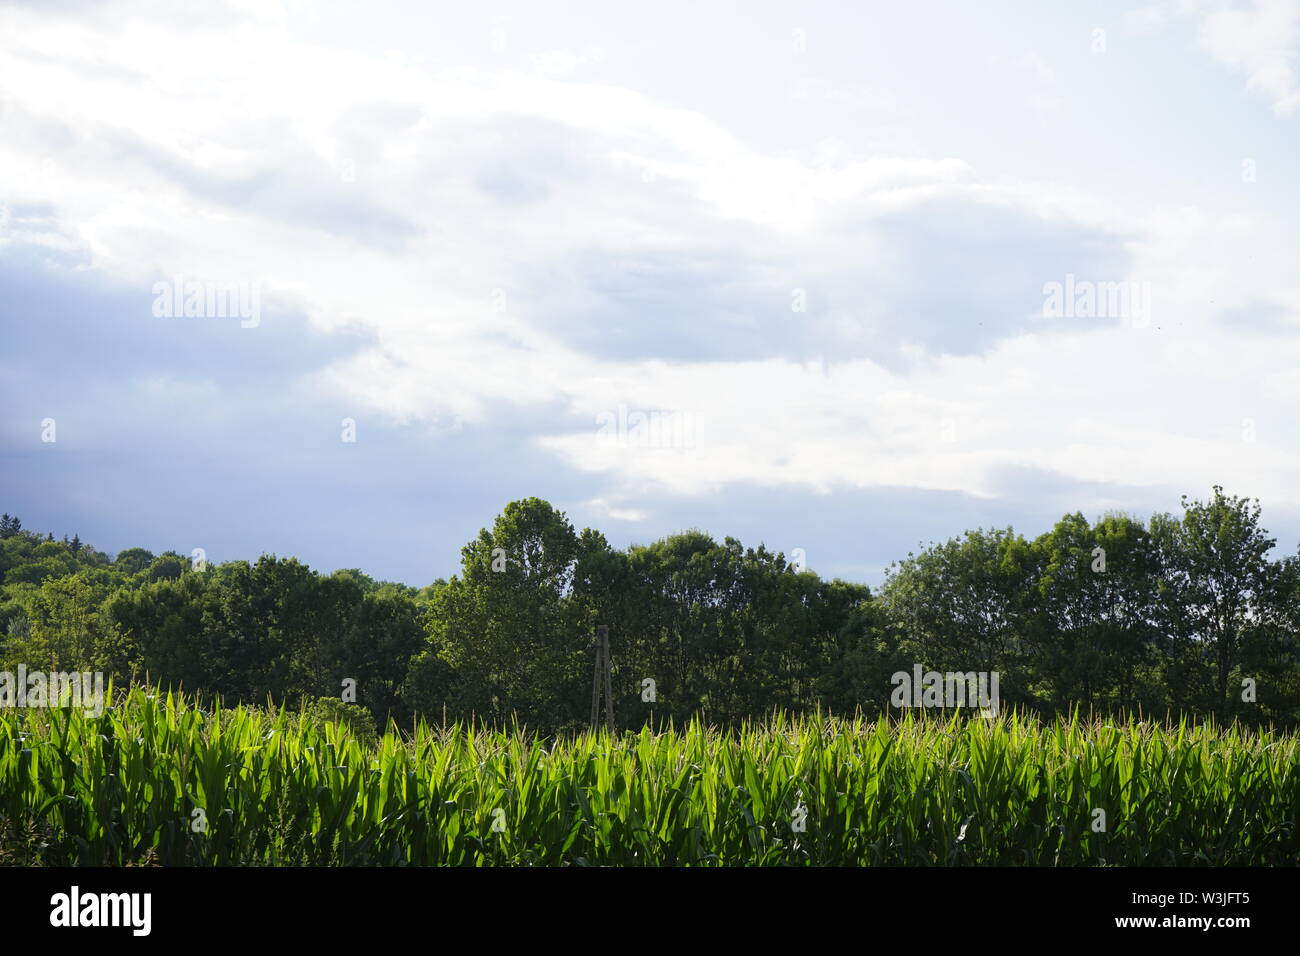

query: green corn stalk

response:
[1,686,1298,866]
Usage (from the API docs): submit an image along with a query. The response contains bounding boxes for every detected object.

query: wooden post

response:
[589,626,601,727]
[589,624,613,732]
[601,625,614,731]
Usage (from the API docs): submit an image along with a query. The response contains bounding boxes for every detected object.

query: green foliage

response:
[113,547,155,576]
[102,555,422,727]
[415,498,594,731]
[3,485,1300,734]
[301,695,379,749]
[2,688,1297,866]
[0,572,131,674]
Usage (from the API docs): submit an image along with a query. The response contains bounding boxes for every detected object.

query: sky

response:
[2,0,1299,587]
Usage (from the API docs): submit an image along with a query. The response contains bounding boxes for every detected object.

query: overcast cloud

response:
[2,0,1299,585]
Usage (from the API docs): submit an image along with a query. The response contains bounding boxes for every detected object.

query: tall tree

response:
[880,527,1038,710]
[1030,512,1164,716]
[419,499,589,729]
[1152,487,1287,717]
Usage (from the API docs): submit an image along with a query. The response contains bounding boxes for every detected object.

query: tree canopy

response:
[2,487,1297,732]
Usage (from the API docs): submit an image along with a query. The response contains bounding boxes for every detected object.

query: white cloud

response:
[1137,0,1300,113]
[3,0,1299,530]
[1199,0,1300,113]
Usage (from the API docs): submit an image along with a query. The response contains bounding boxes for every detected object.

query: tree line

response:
[1,486,1298,733]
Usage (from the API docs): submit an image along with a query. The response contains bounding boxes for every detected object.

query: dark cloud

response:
[5,242,1294,587]
[0,242,608,584]
[524,192,1133,368]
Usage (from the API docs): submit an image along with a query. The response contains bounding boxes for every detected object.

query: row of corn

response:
[1,687,1297,865]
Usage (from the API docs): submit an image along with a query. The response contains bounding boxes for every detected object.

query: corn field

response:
[1,687,1297,865]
